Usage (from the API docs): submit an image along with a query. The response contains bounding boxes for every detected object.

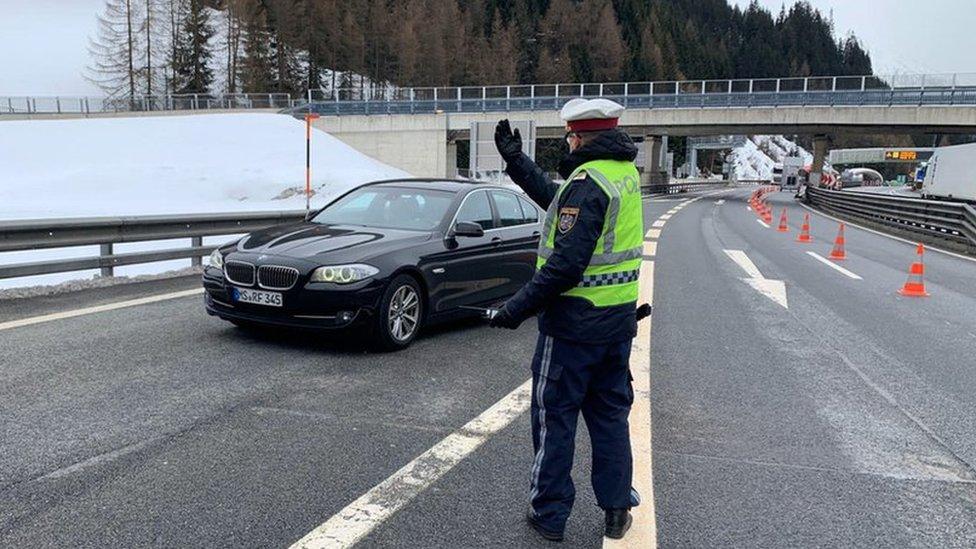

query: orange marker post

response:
[305,112,321,213]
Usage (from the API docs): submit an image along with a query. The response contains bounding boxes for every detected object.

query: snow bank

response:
[0,113,408,220]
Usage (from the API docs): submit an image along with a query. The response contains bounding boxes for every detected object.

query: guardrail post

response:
[861,76,866,91]
[776,79,781,93]
[191,236,203,267]
[99,244,114,277]
[7,97,13,113]
[56,97,61,114]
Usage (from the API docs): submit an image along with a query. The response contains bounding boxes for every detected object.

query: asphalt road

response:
[652,190,976,548]
[2,188,975,548]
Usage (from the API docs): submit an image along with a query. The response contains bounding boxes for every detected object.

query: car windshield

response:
[310,186,455,231]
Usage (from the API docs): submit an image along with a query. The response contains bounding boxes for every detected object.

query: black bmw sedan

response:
[203,178,543,349]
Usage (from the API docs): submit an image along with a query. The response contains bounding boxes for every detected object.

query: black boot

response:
[604,509,632,539]
[526,509,564,542]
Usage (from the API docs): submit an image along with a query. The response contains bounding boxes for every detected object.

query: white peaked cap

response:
[559,98,625,131]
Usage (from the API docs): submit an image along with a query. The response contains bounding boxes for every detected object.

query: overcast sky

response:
[1,0,975,96]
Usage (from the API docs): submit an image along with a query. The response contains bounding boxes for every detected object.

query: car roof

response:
[363,178,511,193]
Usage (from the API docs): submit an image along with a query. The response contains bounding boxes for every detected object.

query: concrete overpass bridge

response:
[302,73,976,179]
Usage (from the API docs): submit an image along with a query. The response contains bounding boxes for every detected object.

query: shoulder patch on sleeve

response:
[558,207,580,234]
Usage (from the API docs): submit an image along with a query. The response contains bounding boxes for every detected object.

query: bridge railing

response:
[0,211,306,280]
[299,72,976,115]
[805,186,976,253]
[7,73,976,116]
[643,180,732,196]
[0,93,301,116]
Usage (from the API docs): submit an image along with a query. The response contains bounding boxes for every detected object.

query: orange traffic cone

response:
[898,243,930,297]
[777,208,789,232]
[796,213,812,242]
[829,223,847,260]
[762,206,773,224]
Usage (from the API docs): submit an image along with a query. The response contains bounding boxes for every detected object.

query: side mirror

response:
[453,221,485,238]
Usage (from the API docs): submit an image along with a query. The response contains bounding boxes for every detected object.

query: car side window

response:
[490,191,524,228]
[518,196,539,224]
[455,191,494,230]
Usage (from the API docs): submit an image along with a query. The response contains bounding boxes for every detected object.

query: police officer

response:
[489,98,643,541]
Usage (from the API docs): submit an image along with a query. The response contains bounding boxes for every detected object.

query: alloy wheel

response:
[387,285,420,342]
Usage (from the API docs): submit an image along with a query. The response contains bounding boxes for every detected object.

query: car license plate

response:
[232,287,283,307]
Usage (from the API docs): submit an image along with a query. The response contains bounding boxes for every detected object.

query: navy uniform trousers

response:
[528,332,635,531]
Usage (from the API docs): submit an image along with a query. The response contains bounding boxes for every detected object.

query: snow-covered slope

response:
[729,135,831,180]
[0,113,408,220]
[729,138,777,180]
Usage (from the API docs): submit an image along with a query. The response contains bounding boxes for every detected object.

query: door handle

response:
[491,237,502,245]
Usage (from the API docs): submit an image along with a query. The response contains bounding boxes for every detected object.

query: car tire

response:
[374,274,424,351]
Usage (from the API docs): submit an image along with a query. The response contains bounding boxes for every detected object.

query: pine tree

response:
[239,0,275,93]
[172,0,215,94]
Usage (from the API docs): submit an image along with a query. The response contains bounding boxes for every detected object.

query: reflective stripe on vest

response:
[536,159,644,307]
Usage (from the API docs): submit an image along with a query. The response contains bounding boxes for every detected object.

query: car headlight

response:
[310,264,379,284]
[209,249,224,269]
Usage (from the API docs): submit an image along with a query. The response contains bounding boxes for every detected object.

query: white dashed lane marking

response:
[806,251,863,280]
[0,288,204,332]
[290,380,533,548]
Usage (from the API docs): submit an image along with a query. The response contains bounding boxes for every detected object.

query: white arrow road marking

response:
[716,199,725,205]
[756,219,770,229]
[723,249,789,309]
[806,251,863,280]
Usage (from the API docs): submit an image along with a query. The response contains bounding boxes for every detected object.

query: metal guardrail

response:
[805,186,976,252]
[0,211,306,280]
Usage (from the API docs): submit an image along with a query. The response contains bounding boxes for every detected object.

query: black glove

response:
[636,303,652,321]
[494,119,523,163]
[488,305,523,329]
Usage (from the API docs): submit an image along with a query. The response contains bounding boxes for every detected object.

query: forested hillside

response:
[88,0,873,99]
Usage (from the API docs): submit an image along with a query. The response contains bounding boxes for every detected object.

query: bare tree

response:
[86,0,143,103]
[221,0,244,93]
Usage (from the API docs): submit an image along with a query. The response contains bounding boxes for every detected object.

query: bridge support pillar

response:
[810,135,830,187]
[688,147,699,178]
[446,140,458,178]
[642,135,669,186]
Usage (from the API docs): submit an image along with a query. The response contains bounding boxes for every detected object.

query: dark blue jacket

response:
[502,129,639,344]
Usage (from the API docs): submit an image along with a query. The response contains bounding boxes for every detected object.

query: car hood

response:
[232,222,432,263]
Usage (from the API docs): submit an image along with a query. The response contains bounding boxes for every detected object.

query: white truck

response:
[921,142,976,202]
